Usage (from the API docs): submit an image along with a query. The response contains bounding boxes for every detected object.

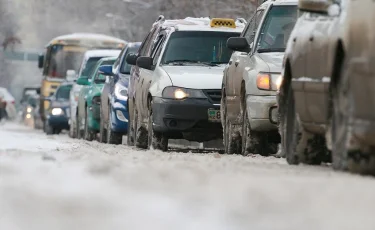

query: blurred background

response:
[0,0,257,103]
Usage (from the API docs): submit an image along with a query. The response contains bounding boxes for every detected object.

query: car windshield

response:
[120,46,140,74]
[161,31,240,65]
[256,5,297,53]
[81,57,103,77]
[48,46,85,79]
[55,85,72,100]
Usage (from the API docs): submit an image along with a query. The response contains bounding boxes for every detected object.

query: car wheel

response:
[106,104,122,145]
[223,97,241,154]
[127,104,135,146]
[134,107,148,149]
[45,121,54,135]
[84,107,95,141]
[282,81,327,165]
[147,100,168,151]
[331,63,375,175]
[99,108,107,143]
[69,119,77,139]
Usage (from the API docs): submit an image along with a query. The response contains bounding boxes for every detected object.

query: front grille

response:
[203,89,222,104]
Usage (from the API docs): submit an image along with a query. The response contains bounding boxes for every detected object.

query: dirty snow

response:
[1,122,375,230]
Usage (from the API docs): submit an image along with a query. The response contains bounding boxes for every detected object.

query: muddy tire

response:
[45,121,54,135]
[99,109,107,143]
[331,61,375,175]
[134,107,148,149]
[282,81,327,165]
[106,105,122,145]
[222,94,241,154]
[84,107,95,141]
[147,101,168,151]
[127,103,136,146]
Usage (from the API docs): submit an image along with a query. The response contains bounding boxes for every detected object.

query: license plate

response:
[208,109,221,122]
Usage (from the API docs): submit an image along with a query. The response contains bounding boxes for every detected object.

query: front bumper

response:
[110,99,129,133]
[47,115,69,130]
[152,97,222,142]
[246,95,278,132]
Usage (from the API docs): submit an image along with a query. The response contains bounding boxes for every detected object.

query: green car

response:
[76,57,117,141]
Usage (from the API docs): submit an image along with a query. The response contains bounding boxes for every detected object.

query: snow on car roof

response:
[48,33,126,45]
[163,17,244,33]
[83,49,122,58]
[0,87,15,101]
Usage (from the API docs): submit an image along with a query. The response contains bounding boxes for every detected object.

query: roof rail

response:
[236,18,247,24]
[155,15,165,23]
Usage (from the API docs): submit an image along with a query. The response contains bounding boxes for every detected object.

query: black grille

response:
[203,89,222,104]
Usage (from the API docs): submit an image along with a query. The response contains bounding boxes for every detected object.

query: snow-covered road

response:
[1,122,375,230]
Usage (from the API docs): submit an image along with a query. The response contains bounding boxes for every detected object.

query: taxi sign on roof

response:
[210,18,236,28]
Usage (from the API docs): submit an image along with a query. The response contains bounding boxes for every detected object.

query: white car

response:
[69,49,122,138]
[126,16,245,151]
[0,87,17,120]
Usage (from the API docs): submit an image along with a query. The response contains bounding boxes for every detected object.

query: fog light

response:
[26,114,32,119]
[116,110,128,122]
[269,106,278,124]
[27,107,32,113]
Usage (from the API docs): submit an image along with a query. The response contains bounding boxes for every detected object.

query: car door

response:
[233,10,265,97]
[139,33,166,121]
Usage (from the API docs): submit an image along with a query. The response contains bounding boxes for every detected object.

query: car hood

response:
[51,100,70,108]
[161,65,225,89]
[257,52,284,73]
[117,74,130,88]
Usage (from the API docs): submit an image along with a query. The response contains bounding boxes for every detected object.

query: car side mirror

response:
[136,56,154,70]
[38,54,44,68]
[76,77,90,86]
[126,53,138,65]
[227,37,251,53]
[98,65,114,76]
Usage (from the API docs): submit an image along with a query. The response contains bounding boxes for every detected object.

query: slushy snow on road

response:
[1,122,375,230]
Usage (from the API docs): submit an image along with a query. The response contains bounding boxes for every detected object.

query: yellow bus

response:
[37,33,126,123]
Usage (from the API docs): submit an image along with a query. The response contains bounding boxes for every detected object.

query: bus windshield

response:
[47,45,85,79]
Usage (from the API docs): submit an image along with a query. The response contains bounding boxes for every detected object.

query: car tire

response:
[106,105,122,145]
[45,121,54,135]
[282,81,327,165]
[84,107,95,141]
[69,119,77,139]
[99,109,107,143]
[134,107,148,149]
[127,105,135,146]
[147,101,168,151]
[222,97,241,155]
[331,61,375,175]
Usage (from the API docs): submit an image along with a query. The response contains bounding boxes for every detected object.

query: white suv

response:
[126,17,244,151]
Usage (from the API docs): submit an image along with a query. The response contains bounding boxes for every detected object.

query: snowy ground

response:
[1,122,375,230]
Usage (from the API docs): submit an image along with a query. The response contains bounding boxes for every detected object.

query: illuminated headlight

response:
[26,114,32,119]
[114,83,128,101]
[51,108,63,116]
[256,72,281,91]
[27,107,33,113]
[162,87,207,100]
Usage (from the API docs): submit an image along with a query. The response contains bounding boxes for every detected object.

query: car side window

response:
[152,36,166,66]
[243,10,264,45]
[138,30,154,56]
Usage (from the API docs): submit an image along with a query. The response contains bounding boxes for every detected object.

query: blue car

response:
[44,82,73,135]
[99,42,141,144]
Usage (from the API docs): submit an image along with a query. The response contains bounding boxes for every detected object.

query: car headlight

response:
[256,72,280,91]
[114,83,128,101]
[51,108,63,116]
[162,86,207,100]
[27,107,33,113]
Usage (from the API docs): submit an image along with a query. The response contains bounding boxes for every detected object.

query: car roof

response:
[99,56,117,62]
[158,17,245,33]
[260,0,298,9]
[48,33,126,45]
[83,49,122,58]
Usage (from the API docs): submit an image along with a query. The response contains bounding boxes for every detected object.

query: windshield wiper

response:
[165,60,219,67]
[257,48,285,53]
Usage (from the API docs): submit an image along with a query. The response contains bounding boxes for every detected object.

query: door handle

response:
[229,60,233,65]
[235,61,239,67]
